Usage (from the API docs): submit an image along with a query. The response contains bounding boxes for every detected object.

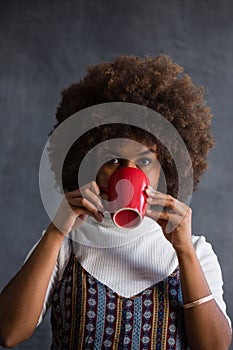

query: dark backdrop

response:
[0,1,232,349]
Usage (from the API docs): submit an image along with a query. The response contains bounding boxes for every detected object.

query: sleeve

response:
[24,231,71,326]
[192,235,232,328]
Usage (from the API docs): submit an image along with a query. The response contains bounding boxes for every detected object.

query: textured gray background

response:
[0,1,232,349]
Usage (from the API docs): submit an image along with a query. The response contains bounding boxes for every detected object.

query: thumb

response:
[72,214,88,229]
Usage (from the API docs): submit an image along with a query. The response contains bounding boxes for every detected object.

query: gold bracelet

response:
[183,294,214,310]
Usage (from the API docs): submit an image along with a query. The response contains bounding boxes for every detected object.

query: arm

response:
[0,181,103,348]
[0,225,64,348]
[146,189,232,350]
[178,245,231,350]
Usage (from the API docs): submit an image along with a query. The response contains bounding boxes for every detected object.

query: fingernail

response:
[149,190,161,197]
[147,186,154,193]
[96,212,104,222]
[148,187,157,194]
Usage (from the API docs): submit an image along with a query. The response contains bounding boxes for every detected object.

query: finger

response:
[69,196,98,212]
[88,181,101,195]
[71,205,103,222]
[144,186,160,197]
[146,208,172,220]
[82,188,104,211]
[148,190,186,208]
[67,181,100,198]
[72,214,88,229]
[66,182,103,211]
[68,188,103,212]
[147,191,188,216]
[68,197,103,221]
[146,209,182,230]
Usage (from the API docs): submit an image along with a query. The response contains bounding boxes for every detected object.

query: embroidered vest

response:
[50,254,188,349]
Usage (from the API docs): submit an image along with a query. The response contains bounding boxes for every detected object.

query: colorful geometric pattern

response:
[50,254,188,349]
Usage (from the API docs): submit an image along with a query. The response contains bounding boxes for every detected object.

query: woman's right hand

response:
[52,181,104,236]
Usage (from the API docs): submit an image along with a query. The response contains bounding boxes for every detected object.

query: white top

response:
[26,214,231,327]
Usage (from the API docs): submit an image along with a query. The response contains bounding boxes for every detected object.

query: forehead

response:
[100,138,157,155]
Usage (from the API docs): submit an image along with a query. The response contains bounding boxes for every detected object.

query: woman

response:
[0,54,231,349]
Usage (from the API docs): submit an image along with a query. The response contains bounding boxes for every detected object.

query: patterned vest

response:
[50,254,188,349]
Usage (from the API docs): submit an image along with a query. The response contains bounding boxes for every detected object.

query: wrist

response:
[175,243,197,262]
[45,223,66,242]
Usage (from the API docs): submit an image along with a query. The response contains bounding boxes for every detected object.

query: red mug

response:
[106,167,149,229]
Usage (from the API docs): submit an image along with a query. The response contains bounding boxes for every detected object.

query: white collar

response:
[68,213,178,297]
[70,212,158,248]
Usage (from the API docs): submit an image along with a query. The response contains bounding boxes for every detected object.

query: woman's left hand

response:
[145,189,193,254]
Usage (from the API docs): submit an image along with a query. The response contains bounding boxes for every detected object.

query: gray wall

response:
[0,0,232,348]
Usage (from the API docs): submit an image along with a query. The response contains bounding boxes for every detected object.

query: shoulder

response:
[191,235,224,300]
[29,231,73,280]
[192,234,217,258]
[192,234,220,265]
[192,234,222,276]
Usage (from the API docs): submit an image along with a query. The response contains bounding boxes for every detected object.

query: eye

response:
[106,158,119,165]
[137,158,152,167]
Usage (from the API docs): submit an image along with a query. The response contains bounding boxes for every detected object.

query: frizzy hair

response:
[49,54,215,198]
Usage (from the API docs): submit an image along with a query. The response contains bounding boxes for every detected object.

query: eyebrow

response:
[137,149,157,156]
[104,149,157,157]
